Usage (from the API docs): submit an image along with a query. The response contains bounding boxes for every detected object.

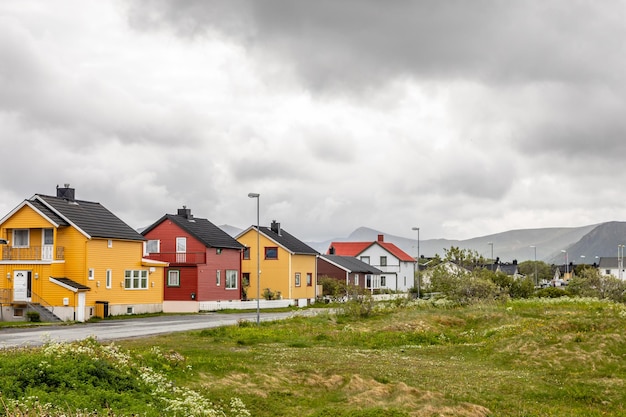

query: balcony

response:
[144,252,206,264]
[1,246,65,261]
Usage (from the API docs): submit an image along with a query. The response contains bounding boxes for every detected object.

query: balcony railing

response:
[144,252,206,264]
[1,246,65,261]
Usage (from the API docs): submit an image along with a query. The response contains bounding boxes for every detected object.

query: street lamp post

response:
[248,193,260,325]
[618,245,624,280]
[412,227,420,299]
[530,245,537,286]
[488,242,494,264]
[561,250,568,277]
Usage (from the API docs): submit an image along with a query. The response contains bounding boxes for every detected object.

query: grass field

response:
[2,297,626,416]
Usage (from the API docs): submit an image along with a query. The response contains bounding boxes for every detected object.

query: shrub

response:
[319,276,347,301]
[26,311,40,322]
[535,286,569,298]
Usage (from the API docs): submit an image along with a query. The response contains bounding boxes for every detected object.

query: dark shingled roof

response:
[258,226,319,255]
[34,194,145,241]
[50,277,91,291]
[320,255,383,274]
[142,213,244,250]
[29,199,70,227]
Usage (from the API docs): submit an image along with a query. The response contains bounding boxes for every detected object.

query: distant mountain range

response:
[220,221,626,265]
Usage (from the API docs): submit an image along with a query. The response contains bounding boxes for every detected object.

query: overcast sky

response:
[1,0,625,242]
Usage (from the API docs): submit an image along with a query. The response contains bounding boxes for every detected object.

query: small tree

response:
[318,276,348,301]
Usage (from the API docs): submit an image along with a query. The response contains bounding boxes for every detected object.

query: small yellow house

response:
[0,185,166,322]
[237,221,318,305]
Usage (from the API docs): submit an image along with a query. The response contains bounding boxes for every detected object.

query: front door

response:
[13,270,31,302]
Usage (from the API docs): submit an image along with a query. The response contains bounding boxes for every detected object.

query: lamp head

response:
[248,193,260,198]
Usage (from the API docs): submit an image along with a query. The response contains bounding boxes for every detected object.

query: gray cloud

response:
[2,0,626,246]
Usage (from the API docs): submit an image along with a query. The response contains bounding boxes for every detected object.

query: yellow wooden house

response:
[0,185,166,322]
[237,220,318,305]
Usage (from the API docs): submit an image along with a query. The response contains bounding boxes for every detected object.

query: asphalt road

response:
[0,310,311,349]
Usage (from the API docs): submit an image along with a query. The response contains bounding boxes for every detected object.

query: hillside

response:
[222,221,625,264]
[307,224,601,263]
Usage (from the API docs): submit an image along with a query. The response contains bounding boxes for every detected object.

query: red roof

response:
[327,242,370,256]
[377,242,415,262]
[327,241,415,263]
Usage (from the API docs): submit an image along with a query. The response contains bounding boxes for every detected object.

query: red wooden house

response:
[142,207,244,312]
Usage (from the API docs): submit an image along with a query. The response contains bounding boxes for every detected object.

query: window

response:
[606,269,611,275]
[366,274,373,288]
[216,248,222,255]
[146,240,160,254]
[243,247,250,260]
[106,270,112,289]
[216,270,221,286]
[354,274,359,285]
[380,256,387,266]
[242,273,250,287]
[226,270,238,289]
[381,276,386,286]
[306,273,312,286]
[43,229,53,245]
[360,256,370,264]
[124,270,148,289]
[88,268,95,280]
[265,247,278,259]
[13,229,29,247]
[168,270,180,287]
[108,239,113,248]
[295,273,301,287]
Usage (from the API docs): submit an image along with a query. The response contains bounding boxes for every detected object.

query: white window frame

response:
[13,229,29,248]
[88,268,95,281]
[295,272,301,287]
[360,256,370,265]
[226,270,238,290]
[354,274,359,285]
[106,269,112,289]
[176,237,187,262]
[108,239,113,248]
[124,270,148,290]
[43,229,54,245]
[380,256,387,266]
[168,270,180,287]
[216,270,221,286]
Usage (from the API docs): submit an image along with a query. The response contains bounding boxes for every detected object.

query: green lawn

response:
[2,297,626,416]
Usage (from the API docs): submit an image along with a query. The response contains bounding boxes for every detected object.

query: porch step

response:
[27,303,63,322]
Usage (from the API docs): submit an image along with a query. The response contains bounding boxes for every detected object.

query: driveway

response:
[0,310,316,349]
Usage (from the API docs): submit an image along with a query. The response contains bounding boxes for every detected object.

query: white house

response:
[598,257,626,280]
[327,234,416,292]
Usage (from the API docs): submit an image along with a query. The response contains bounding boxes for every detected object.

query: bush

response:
[535,287,569,298]
[319,276,347,301]
[26,311,40,322]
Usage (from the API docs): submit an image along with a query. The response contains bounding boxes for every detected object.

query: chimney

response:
[177,206,193,220]
[56,184,75,201]
[329,246,335,255]
[271,220,281,236]
[377,234,384,242]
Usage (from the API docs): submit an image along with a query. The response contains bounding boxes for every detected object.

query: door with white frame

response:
[176,237,187,263]
[13,270,31,302]
[42,228,54,261]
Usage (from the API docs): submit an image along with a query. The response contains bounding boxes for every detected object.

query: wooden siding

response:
[143,219,243,302]
[164,265,198,301]
[238,229,317,300]
[0,201,164,314]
